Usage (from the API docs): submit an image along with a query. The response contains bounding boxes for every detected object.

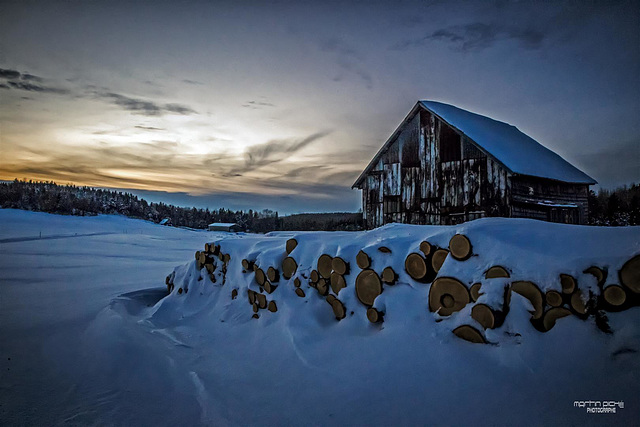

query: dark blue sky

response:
[1,0,638,214]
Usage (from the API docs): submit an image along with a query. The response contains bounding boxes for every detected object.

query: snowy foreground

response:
[1,209,639,425]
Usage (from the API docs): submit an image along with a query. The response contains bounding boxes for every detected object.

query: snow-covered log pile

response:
[164,218,639,344]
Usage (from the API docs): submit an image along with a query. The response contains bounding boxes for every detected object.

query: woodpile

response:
[511,281,543,320]
[356,250,371,269]
[431,249,449,273]
[619,254,640,294]
[471,285,509,329]
[281,257,297,279]
[317,254,333,279]
[286,238,298,255]
[428,277,470,316]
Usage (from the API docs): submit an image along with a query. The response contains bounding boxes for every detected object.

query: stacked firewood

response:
[165,233,640,345]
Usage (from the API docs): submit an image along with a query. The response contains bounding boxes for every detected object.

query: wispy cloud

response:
[392,22,545,52]
[242,100,275,109]
[6,81,70,94]
[97,92,197,116]
[134,125,165,131]
[228,131,332,176]
[320,37,373,90]
[182,79,203,85]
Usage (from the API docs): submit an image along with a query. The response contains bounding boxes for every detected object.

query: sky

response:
[0,0,638,214]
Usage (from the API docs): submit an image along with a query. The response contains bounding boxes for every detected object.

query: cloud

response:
[242,100,276,109]
[0,83,9,89]
[319,37,373,90]
[21,73,43,82]
[6,81,70,94]
[97,92,197,116]
[134,125,165,131]
[0,68,21,79]
[392,22,545,52]
[228,131,332,175]
[182,79,203,85]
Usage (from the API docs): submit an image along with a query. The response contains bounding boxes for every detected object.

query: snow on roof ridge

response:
[419,100,596,184]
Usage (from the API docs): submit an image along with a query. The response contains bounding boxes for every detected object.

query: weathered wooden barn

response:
[353,101,596,228]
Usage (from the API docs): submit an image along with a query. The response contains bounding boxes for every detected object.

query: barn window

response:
[401,135,420,167]
[383,195,401,215]
[439,123,461,162]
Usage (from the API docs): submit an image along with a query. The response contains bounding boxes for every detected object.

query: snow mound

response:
[158,218,640,345]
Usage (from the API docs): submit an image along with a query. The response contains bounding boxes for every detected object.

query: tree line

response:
[588,183,640,226]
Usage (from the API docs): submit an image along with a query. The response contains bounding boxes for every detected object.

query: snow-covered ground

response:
[1,208,639,425]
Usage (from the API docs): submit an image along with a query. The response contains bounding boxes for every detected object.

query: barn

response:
[208,222,242,232]
[352,101,596,229]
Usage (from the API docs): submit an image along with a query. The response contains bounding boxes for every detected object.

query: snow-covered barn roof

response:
[208,222,239,227]
[353,101,596,187]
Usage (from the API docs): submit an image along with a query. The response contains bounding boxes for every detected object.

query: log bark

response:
[419,241,432,256]
[267,266,279,283]
[452,325,487,344]
[367,307,383,323]
[242,259,255,271]
[449,234,472,261]
[332,299,346,320]
[264,280,277,294]
[295,288,305,298]
[431,249,449,273]
[470,283,481,302]
[603,285,626,307]
[619,254,640,294]
[356,250,371,269]
[286,238,298,255]
[381,267,397,285]
[428,277,470,316]
[330,272,347,295]
[268,301,278,313]
[282,257,298,280]
[545,290,563,307]
[485,266,510,279]
[405,253,428,281]
[256,293,267,309]
[317,254,333,279]
[255,268,266,286]
[378,246,392,253]
[560,274,576,294]
[355,269,383,306]
[231,289,238,300]
[331,257,350,275]
[541,307,572,332]
[511,281,544,320]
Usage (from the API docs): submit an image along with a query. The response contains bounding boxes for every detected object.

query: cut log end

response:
[255,269,266,286]
[282,257,298,280]
[256,293,267,309]
[367,307,383,323]
[326,294,336,305]
[545,290,563,307]
[310,270,319,283]
[431,249,449,273]
[332,299,346,320]
[248,289,256,305]
[330,272,347,295]
[570,291,587,315]
[264,281,278,294]
[542,307,572,332]
[252,314,259,319]
[405,253,427,281]
[294,277,301,288]
[471,304,495,329]
[603,285,627,306]
[316,278,329,296]
[331,257,350,276]
[378,246,392,253]
[231,289,238,300]
[469,283,481,302]
[452,325,487,344]
[419,241,432,256]
[619,254,640,294]
[267,267,280,283]
[317,254,333,279]
[428,277,470,316]
[252,302,259,313]
[560,274,576,294]
[449,234,472,261]
[268,301,278,313]
[511,281,544,320]
[485,266,510,279]
[356,250,371,269]
[286,238,298,255]
[381,266,397,284]
[583,266,606,285]
[295,288,305,298]
[355,269,383,306]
